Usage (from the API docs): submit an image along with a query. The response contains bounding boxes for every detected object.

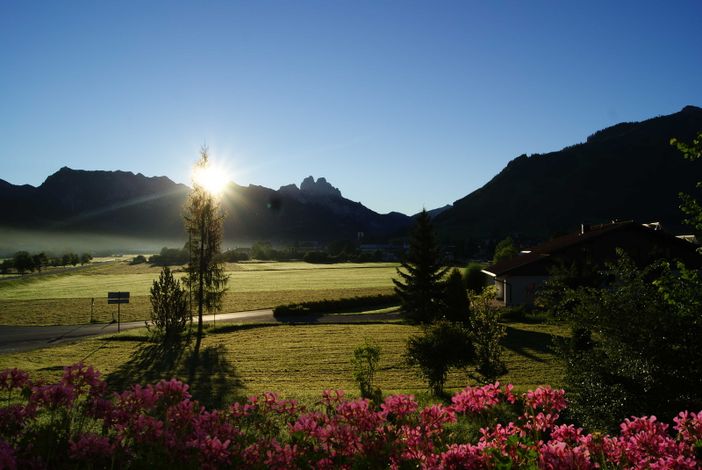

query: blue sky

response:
[1,1,701,215]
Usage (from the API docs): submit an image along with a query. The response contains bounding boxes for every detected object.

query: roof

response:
[483,221,701,277]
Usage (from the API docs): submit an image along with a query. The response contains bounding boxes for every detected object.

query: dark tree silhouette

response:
[184,148,228,352]
[443,268,471,323]
[393,209,447,323]
[672,131,702,235]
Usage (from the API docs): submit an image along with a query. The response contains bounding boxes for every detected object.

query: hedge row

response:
[273,294,399,317]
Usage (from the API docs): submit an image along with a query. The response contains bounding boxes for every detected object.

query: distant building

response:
[482,221,702,307]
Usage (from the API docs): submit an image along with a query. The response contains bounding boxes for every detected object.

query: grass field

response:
[0,261,398,325]
[0,321,568,407]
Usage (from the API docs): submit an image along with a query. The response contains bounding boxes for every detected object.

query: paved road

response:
[0,310,400,354]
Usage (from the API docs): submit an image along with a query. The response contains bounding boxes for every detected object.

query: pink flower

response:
[0,440,16,470]
[419,404,456,434]
[62,362,105,395]
[523,412,560,433]
[290,412,324,435]
[612,416,693,468]
[523,386,567,414]
[380,394,418,419]
[539,440,594,470]
[154,378,191,404]
[30,383,75,409]
[0,404,35,435]
[320,389,345,408]
[451,382,512,414]
[69,433,116,461]
[0,369,29,391]
[264,439,299,469]
[673,410,702,445]
[437,443,486,469]
[262,391,299,415]
[188,436,231,469]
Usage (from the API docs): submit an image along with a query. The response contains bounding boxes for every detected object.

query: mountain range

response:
[1,105,701,252]
[433,105,702,242]
[0,170,411,246]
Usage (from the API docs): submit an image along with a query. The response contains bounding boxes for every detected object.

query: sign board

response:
[107,292,130,304]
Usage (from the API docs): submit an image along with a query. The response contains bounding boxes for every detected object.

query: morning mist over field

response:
[0,228,187,256]
[2,2,702,468]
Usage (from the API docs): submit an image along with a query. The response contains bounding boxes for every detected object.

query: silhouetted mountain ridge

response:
[433,105,702,242]
[0,169,411,243]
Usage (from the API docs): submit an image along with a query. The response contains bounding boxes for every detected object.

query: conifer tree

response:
[393,209,447,323]
[184,148,229,352]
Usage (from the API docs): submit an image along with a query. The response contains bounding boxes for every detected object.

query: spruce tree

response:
[184,148,229,352]
[393,209,447,323]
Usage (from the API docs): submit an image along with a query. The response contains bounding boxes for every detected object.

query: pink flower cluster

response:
[0,364,701,469]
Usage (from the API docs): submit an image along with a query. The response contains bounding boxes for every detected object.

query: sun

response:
[192,160,230,197]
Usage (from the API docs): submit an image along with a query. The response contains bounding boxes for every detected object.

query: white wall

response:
[496,275,550,306]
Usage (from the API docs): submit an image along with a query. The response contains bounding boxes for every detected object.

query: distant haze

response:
[0,228,185,257]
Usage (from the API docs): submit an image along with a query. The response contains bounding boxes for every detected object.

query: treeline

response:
[246,241,384,263]
[0,251,93,274]
[144,240,386,266]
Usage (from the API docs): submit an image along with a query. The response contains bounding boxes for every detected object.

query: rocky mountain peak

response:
[299,176,342,199]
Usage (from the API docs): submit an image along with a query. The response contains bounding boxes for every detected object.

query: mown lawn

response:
[0,321,568,407]
[0,261,398,325]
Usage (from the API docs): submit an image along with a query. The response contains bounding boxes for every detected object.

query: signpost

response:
[107,292,130,332]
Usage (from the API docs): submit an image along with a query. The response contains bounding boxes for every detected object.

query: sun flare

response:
[192,161,230,196]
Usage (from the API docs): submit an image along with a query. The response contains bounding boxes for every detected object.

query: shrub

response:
[469,287,507,381]
[148,267,189,342]
[130,254,147,265]
[443,268,471,323]
[273,294,398,317]
[463,261,486,293]
[148,247,189,266]
[549,254,702,431]
[405,320,476,396]
[352,341,382,402]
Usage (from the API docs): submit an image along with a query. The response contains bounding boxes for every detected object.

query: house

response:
[482,221,702,306]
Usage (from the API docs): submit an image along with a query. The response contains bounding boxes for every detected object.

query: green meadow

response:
[0,321,567,406]
[0,260,398,325]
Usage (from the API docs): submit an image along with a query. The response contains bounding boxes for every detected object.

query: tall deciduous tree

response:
[393,209,447,323]
[184,148,229,352]
[492,236,518,265]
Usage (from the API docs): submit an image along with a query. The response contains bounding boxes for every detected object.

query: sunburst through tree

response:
[184,147,229,352]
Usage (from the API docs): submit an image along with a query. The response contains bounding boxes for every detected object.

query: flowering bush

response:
[1,364,701,469]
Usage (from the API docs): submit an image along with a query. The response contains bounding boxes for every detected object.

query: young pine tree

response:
[393,209,447,323]
[148,266,188,342]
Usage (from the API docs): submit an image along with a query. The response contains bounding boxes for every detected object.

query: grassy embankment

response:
[0,261,398,326]
[0,321,568,407]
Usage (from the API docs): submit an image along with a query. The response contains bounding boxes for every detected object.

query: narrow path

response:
[0,310,400,354]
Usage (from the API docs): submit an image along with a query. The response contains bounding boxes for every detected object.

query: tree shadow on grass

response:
[106,338,244,409]
[502,327,560,363]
